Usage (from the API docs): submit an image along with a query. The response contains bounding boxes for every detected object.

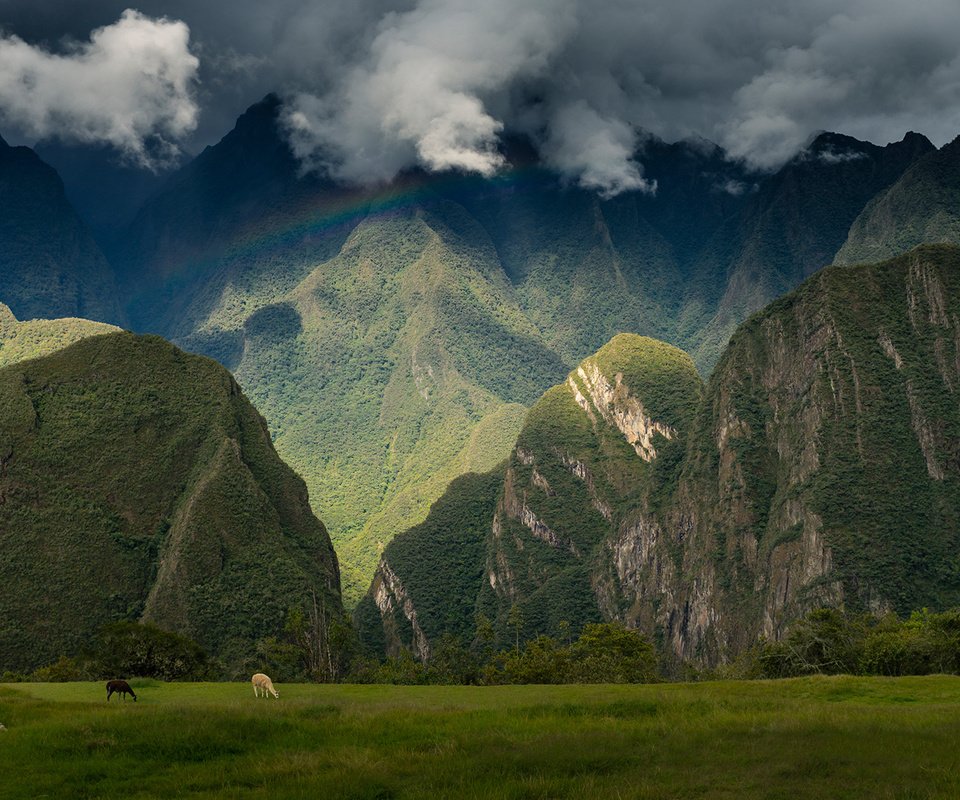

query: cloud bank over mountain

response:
[2,0,960,191]
[0,9,198,168]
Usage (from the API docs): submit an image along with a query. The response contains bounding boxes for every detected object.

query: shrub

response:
[30,656,94,682]
[567,623,658,684]
[95,622,210,681]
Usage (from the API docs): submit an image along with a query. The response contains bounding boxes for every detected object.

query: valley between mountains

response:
[2,95,960,673]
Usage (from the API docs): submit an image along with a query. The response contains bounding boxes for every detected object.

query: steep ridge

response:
[0,302,119,369]
[360,334,704,652]
[836,137,960,265]
[0,332,341,672]
[360,245,960,665]
[684,131,935,371]
[0,136,122,324]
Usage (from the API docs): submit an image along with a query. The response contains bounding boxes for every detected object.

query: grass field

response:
[2,676,960,798]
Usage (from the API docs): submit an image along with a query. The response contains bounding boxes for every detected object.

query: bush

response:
[94,622,210,681]
[755,608,868,678]
[30,655,95,682]
[567,623,658,683]
[753,607,960,678]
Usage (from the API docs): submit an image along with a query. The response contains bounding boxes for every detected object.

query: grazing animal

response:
[251,672,279,699]
[106,679,137,702]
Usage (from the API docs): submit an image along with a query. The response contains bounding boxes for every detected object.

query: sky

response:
[2,0,960,195]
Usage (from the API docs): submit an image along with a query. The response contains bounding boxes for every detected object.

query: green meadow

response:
[2,677,960,798]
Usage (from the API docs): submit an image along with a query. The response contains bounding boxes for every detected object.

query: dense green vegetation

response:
[350,622,659,686]
[750,608,960,679]
[354,469,507,656]
[359,334,704,653]
[0,332,341,674]
[3,676,960,798]
[0,303,119,368]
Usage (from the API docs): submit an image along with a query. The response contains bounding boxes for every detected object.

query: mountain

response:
[0,135,122,324]
[113,95,756,604]
[683,131,935,370]
[35,140,167,248]
[111,96,935,608]
[836,137,960,265]
[0,331,341,673]
[359,245,960,664]
[0,302,119,369]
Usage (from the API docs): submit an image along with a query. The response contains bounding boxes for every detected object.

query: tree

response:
[282,591,347,682]
[95,622,209,680]
[567,622,658,683]
[507,604,524,653]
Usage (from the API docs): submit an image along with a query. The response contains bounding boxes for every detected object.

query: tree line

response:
[9,606,960,684]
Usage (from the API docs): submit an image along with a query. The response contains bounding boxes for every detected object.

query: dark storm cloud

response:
[2,0,960,192]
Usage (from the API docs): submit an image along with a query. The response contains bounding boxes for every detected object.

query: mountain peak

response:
[802,131,875,163]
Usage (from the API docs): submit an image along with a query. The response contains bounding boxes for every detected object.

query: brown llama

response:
[106,679,137,702]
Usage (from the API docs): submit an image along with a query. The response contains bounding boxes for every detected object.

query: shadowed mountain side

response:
[682,131,935,372]
[0,332,341,673]
[836,137,960,265]
[0,137,123,325]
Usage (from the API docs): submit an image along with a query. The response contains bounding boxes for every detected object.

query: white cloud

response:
[5,0,960,190]
[0,9,199,168]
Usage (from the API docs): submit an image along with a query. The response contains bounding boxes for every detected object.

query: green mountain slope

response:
[836,137,960,265]
[361,334,704,651]
[0,303,119,369]
[0,136,122,324]
[360,245,960,664]
[115,97,756,606]
[0,332,341,673]
[234,204,562,604]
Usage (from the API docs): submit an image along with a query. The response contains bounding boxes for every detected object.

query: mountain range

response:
[2,94,960,667]
[359,245,960,663]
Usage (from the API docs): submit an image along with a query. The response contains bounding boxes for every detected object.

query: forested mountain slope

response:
[0,332,341,672]
[360,245,960,664]
[837,137,960,265]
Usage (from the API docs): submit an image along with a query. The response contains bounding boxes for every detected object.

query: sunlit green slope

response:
[361,245,960,664]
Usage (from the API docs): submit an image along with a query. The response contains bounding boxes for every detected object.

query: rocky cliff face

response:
[666,244,960,660]
[359,246,960,665]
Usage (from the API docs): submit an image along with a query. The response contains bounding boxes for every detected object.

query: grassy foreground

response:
[2,676,960,799]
